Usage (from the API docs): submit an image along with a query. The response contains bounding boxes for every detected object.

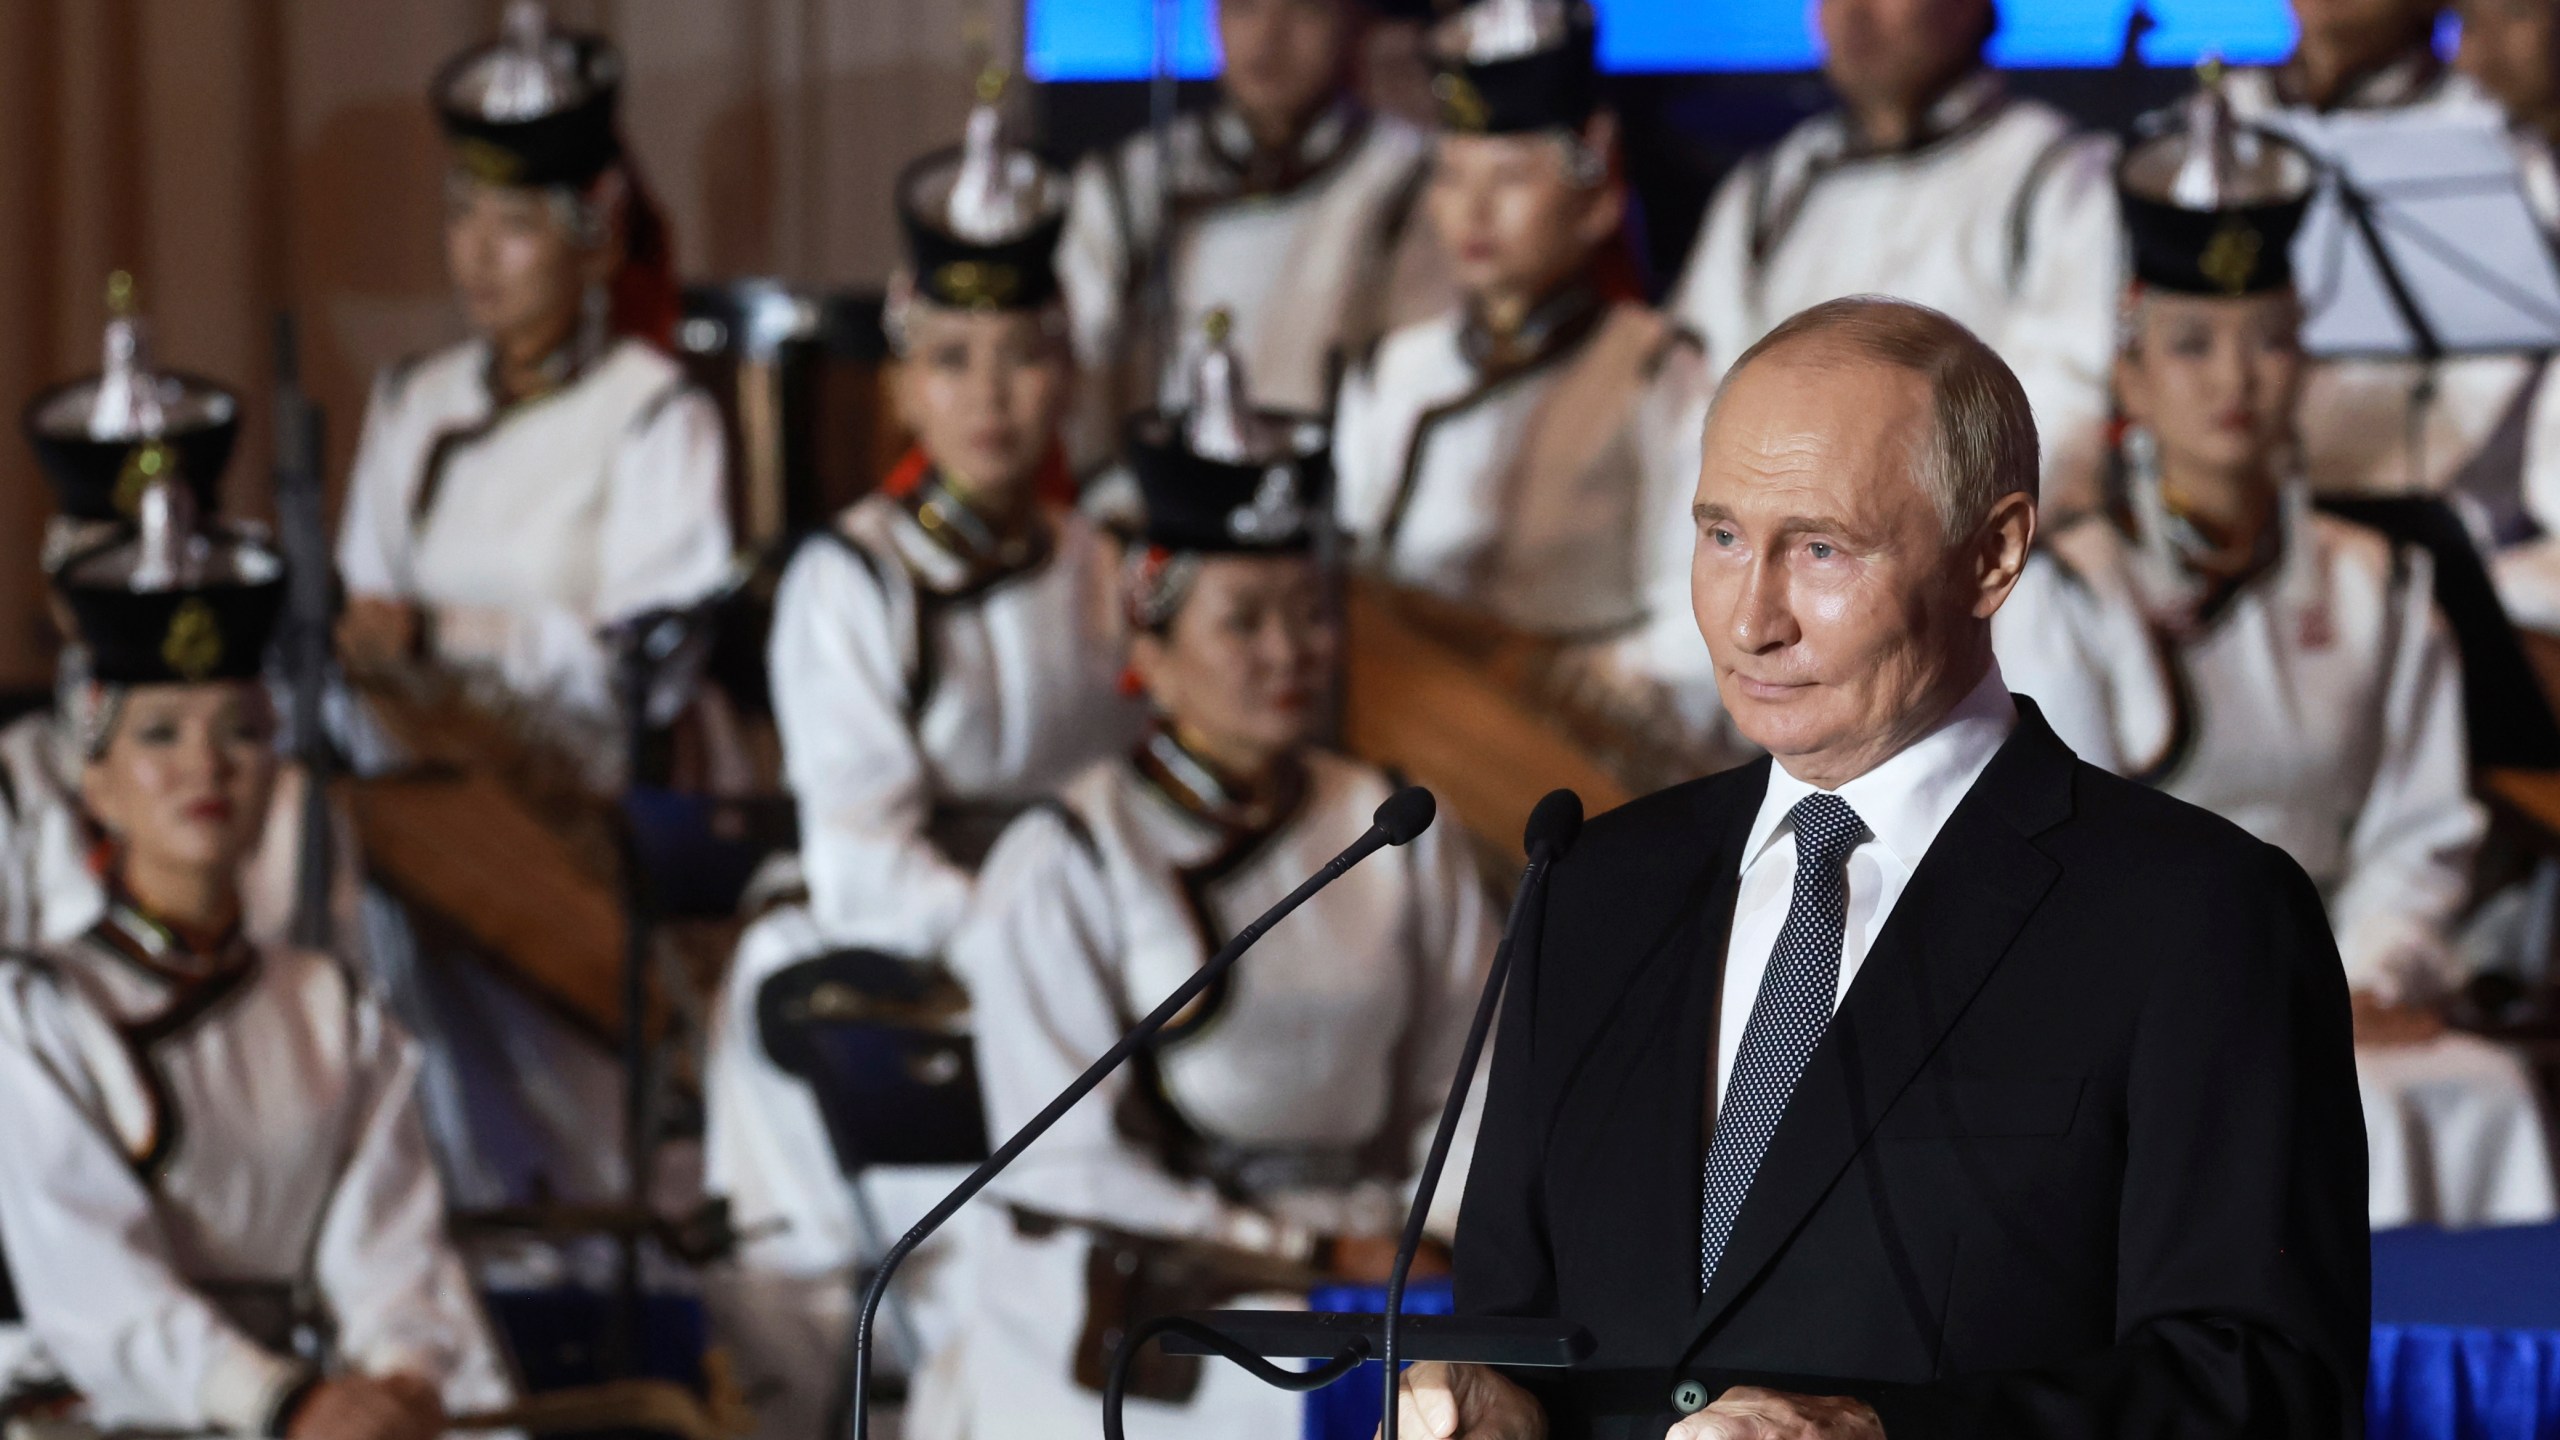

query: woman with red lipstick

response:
[927,364,1492,1440]
[335,0,729,736]
[699,92,1143,1440]
[0,512,511,1440]
[1998,81,2555,1229]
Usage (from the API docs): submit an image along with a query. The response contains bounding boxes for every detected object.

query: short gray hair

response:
[1709,295,2038,539]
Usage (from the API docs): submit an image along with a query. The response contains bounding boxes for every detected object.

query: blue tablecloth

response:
[2371,1223,2560,1440]
[1301,1227,2560,1440]
[1302,1281,1454,1440]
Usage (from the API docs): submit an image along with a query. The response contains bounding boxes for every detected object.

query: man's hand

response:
[1386,1361,1547,1440]
[286,1372,445,1440]
[1666,1386,1882,1440]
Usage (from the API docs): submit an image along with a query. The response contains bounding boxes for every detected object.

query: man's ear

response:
[1971,490,2038,619]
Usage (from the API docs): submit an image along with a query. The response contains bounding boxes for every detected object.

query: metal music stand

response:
[2273,107,2560,499]
[2285,109,2560,363]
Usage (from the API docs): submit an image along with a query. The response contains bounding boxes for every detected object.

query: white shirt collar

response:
[1741,663,2019,877]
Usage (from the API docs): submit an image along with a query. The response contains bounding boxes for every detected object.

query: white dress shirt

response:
[1712,666,2018,1119]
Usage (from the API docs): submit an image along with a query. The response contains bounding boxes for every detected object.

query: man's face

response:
[1690,348,2003,783]
[1219,0,1355,137]
[1817,0,1991,117]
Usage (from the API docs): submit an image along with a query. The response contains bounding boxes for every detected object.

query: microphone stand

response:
[1378,793,1577,1440]
[842,788,1439,1440]
[1115,792,1594,1440]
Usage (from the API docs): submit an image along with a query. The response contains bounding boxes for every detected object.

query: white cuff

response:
[196,1333,310,1437]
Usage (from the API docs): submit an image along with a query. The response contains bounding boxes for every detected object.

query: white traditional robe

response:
[703,489,1140,1440]
[1668,71,2120,511]
[334,336,734,721]
[1333,294,1746,764]
[919,742,1493,1440]
[1335,296,1707,638]
[1995,482,2557,1228]
[1058,98,1449,469]
[0,911,511,1432]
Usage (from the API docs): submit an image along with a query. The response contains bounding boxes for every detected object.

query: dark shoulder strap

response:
[2006,130,2089,295]
[625,373,701,436]
[808,527,934,722]
[1101,143,1147,301]
[1024,797,1102,866]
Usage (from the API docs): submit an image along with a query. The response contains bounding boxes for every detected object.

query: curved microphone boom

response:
[1380,788,1582,1440]
[843,785,1439,1440]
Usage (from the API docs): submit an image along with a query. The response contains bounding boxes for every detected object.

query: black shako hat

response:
[1126,414,1331,555]
[2118,80,2318,297]
[1428,0,1602,135]
[433,0,624,189]
[56,515,285,685]
[24,273,239,525]
[1126,312,1329,554]
[896,96,1070,313]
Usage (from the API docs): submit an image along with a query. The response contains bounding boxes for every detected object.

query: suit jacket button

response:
[1672,1379,1711,1414]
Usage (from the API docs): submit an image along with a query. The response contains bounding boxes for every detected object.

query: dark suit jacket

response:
[1454,701,2369,1439]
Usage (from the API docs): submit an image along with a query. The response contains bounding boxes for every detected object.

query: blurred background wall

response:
[0,0,1019,688]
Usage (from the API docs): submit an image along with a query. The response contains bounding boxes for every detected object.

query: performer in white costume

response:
[1997,87,2556,1229]
[322,0,728,1216]
[1666,0,2120,512]
[1332,0,1736,764]
[7,282,357,957]
[0,512,511,1438]
[702,100,1143,1440]
[925,371,1493,1440]
[335,0,730,735]
[2217,0,2560,537]
[1057,0,1450,469]
[1336,0,1698,635]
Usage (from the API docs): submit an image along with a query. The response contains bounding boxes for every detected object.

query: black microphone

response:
[843,785,1440,1440]
[1378,788,1581,1440]
[1132,791,1597,1437]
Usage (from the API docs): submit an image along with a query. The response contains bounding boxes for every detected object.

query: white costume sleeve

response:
[2329,551,2489,1000]
[335,367,417,601]
[0,966,307,1435]
[1996,134,2122,515]
[432,386,736,713]
[954,811,1317,1260]
[311,994,514,1416]
[1059,149,1140,472]
[1665,155,1762,381]
[1989,552,2138,775]
[770,539,975,954]
[2490,361,2560,630]
[1328,352,1391,551]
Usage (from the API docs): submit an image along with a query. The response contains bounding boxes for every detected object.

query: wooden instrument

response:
[1340,575,1678,863]
[346,659,638,1040]
[452,1375,754,1440]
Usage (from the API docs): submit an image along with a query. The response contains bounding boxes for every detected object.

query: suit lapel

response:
[1683,706,2076,1353]
[1619,769,1763,1338]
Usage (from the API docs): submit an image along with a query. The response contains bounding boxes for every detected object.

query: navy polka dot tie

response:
[1699,791,1867,1292]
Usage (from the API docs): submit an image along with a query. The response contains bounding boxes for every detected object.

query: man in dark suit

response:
[1398,296,2369,1439]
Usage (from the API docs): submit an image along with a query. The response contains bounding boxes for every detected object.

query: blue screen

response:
[1025,0,2306,80]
